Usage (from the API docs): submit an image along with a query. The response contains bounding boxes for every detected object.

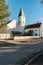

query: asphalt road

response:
[0,42,43,65]
[29,52,43,65]
[0,45,21,65]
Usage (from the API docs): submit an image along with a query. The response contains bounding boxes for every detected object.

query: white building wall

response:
[7,20,16,29]
[15,22,20,31]
[18,16,25,33]
[6,20,16,34]
[19,16,25,26]
[40,24,43,37]
[25,28,40,36]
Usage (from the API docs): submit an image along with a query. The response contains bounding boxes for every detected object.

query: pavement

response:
[0,41,43,65]
[0,38,43,44]
[28,52,43,65]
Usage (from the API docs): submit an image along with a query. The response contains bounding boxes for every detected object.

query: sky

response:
[6,0,43,24]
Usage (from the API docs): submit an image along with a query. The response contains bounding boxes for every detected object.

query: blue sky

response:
[6,0,43,24]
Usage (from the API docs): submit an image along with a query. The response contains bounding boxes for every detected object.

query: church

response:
[6,8,43,37]
[6,8,25,36]
[0,8,43,38]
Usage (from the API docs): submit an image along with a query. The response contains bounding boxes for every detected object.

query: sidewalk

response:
[0,38,43,44]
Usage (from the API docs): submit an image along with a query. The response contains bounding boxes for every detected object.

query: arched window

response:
[19,21,20,23]
[35,33,37,36]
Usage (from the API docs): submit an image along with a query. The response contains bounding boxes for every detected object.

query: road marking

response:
[0,49,17,53]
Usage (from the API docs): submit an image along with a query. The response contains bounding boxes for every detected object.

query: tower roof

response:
[18,8,25,17]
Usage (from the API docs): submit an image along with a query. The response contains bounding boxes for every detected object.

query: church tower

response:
[18,8,25,33]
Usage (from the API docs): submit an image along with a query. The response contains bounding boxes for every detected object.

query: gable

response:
[7,20,16,29]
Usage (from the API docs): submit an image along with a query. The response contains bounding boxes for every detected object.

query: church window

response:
[18,21,20,25]
[35,30,37,31]
[19,21,20,23]
[35,33,37,36]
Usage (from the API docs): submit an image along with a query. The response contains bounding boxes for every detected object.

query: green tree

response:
[28,30,33,36]
[0,0,10,27]
[23,30,33,36]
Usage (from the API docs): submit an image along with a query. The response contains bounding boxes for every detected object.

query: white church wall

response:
[19,16,25,26]
[6,28,15,34]
[7,20,16,29]
[15,22,20,31]
[7,20,16,34]
[18,16,25,33]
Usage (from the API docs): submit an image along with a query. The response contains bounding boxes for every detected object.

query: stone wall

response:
[0,35,41,40]
[14,36,40,41]
[0,34,11,39]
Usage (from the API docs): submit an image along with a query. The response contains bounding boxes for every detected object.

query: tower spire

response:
[18,7,25,33]
[18,7,25,17]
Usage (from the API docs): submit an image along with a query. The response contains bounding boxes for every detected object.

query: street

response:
[29,52,43,65]
[0,42,43,65]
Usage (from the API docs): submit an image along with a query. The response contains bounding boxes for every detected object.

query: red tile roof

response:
[25,23,41,29]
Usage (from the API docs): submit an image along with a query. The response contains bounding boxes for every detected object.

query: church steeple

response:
[18,8,25,17]
[18,7,25,33]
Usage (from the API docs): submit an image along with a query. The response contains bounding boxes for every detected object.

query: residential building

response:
[25,23,43,37]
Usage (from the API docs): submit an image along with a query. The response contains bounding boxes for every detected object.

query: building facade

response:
[25,23,43,37]
[0,8,43,38]
[6,8,25,35]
